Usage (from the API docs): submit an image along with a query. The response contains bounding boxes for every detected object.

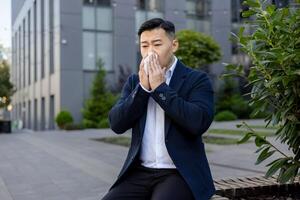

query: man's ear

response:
[172,39,179,53]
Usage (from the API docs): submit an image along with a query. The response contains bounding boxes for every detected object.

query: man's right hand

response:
[138,58,151,91]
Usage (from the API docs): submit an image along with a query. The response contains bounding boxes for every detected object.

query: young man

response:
[102,18,215,200]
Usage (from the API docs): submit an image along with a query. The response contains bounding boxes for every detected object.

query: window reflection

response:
[83,0,95,6]
[82,0,113,70]
[186,0,210,33]
[83,32,96,70]
[97,0,111,7]
[136,0,164,12]
[135,0,165,33]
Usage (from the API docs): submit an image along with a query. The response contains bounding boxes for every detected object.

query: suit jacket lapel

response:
[165,60,188,137]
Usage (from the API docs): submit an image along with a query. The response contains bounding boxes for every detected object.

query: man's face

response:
[140,28,178,69]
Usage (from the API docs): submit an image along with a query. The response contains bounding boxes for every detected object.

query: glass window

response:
[96,33,112,71]
[136,0,146,10]
[97,0,110,6]
[83,32,96,70]
[148,0,164,12]
[49,95,55,129]
[231,0,249,23]
[83,6,95,29]
[135,0,165,33]
[147,11,163,19]
[135,10,147,32]
[186,0,208,18]
[83,0,95,6]
[96,7,112,31]
[136,0,164,12]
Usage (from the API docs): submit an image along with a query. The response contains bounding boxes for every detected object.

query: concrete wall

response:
[210,0,232,91]
[59,0,83,123]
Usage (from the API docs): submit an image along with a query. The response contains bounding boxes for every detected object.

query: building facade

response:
[11,0,234,130]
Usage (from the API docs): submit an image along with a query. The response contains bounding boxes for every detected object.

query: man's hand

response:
[149,54,166,91]
[138,57,151,91]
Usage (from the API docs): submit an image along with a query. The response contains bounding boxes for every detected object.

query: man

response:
[102,18,215,200]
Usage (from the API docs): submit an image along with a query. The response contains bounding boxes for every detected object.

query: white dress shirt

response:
[139,56,178,169]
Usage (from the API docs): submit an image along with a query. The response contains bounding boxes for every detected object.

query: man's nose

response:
[147,48,155,55]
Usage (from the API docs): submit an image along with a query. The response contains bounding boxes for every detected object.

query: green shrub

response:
[64,123,84,131]
[55,110,73,129]
[216,77,253,119]
[175,30,221,69]
[214,110,237,121]
[98,118,110,128]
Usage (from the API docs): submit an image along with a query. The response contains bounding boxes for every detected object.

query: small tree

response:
[55,110,73,129]
[175,30,222,69]
[82,59,118,128]
[226,0,300,183]
[0,60,14,108]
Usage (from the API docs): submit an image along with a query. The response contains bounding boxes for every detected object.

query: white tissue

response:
[143,52,157,75]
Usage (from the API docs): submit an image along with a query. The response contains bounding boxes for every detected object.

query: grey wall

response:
[210,0,232,90]
[112,0,137,90]
[59,0,83,123]
[165,0,186,31]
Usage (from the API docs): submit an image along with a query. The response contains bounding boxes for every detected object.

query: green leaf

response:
[255,136,268,147]
[293,69,300,76]
[278,164,299,183]
[256,147,276,165]
[266,4,276,15]
[243,0,260,8]
[242,10,256,18]
[255,146,265,153]
[236,124,243,128]
[238,26,245,38]
[265,158,289,178]
[238,132,253,144]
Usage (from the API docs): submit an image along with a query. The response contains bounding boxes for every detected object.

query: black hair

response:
[138,18,175,38]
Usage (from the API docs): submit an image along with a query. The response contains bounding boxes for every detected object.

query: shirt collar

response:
[165,56,178,80]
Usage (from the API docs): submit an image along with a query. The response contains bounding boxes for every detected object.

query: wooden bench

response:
[210,175,300,199]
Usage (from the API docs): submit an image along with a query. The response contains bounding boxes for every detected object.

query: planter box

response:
[0,120,11,133]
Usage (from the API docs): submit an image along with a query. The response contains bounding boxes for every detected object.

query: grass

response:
[248,125,278,130]
[92,135,240,146]
[208,128,275,136]
[92,136,131,147]
[202,136,239,145]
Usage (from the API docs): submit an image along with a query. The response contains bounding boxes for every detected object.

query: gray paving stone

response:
[0,120,288,200]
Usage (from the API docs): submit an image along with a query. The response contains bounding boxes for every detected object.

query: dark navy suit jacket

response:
[108,60,215,200]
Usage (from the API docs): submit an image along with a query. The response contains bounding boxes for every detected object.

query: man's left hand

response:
[148,54,166,91]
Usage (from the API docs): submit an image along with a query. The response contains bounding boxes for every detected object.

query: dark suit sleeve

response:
[151,72,214,136]
[109,74,150,134]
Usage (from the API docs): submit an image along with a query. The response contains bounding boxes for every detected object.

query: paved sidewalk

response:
[0,120,289,200]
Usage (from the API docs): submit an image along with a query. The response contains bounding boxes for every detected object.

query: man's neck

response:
[165,56,175,70]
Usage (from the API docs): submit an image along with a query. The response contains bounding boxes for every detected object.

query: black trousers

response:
[102,163,194,200]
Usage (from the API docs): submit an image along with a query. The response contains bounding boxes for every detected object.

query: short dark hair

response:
[138,18,175,38]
